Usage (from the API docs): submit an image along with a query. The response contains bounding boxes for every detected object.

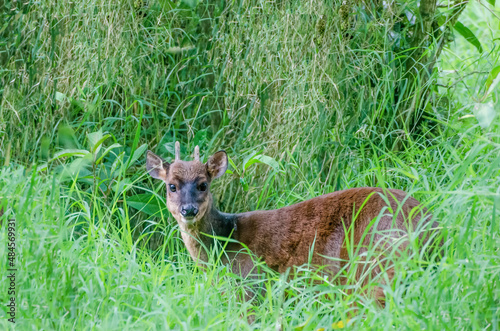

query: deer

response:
[146,142,439,304]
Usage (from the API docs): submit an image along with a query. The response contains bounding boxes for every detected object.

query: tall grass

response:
[1,0,499,329]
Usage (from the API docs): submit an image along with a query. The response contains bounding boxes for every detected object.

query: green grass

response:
[1,0,500,329]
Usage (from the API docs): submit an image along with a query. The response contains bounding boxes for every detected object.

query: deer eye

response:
[169,184,177,192]
[198,183,208,192]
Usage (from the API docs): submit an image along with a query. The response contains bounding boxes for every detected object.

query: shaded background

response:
[0,0,499,329]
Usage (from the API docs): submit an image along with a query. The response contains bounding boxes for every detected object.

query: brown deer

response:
[146,142,438,301]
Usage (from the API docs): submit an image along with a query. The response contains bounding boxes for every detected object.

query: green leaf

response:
[127,194,168,217]
[87,130,103,148]
[239,178,249,191]
[472,102,496,129]
[124,143,147,171]
[243,158,261,172]
[181,0,198,8]
[111,151,125,176]
[454,22,483,54]
[163,141,176,157]
[227,156,240,176]
[193,129,208,154]
[59,157,93,181]
[51,149,90,161]
[69,98,86,112]
[485,65,500,91]
[242,151,259,172]
[87,130,111,155]
[37,163,48,172]
[58,124,77,149]
[55,92,67,102]
[243,154,280,172]
[96,143,122,164]
[487,0,495,7]
[165,46,196,54]
[252,155,281,172]
[113,178,133,193]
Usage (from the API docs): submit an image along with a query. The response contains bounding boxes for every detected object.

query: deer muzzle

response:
[180,205,199,218]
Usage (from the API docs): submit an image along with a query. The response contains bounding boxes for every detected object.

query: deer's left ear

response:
[206,150,228,179]
[146,151,169,181]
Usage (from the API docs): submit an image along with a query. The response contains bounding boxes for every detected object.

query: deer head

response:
[146,142,228,227]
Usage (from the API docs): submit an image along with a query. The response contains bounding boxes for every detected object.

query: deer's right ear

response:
[146,151,169,181]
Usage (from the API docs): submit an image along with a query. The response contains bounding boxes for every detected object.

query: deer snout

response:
[180,205,199,218]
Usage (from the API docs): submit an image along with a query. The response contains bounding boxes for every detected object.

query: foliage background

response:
[0,0,499,329]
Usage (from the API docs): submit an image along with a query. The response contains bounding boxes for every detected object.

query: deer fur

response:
[146,144,438,298]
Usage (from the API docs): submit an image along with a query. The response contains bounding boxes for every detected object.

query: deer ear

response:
[146,151,169,181]
[206,150,228,179]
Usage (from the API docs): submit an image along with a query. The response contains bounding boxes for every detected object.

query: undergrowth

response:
[0,0,499,329]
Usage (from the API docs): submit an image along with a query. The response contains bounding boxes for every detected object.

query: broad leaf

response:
[165,46,196,54]
[243,154,280,172]
[87,129,109,155]
[58,157,92,182]
[193,129,208,158]
[124,143,147,171]
[87,130,103,149]
[52,149,90,161]
[163,141,176,157]
[127,194,168,217]
[181,0,198,8]
[242,151,259,172]
[113,178,133,193]
[37,163,48,172]
[55,92,67,102]
[239,178,249,191]
[95,143,122,164]
[252,155,281,172]
[454,22,483,54]
[485,65,500,91]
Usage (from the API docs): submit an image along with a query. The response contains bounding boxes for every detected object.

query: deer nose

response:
[180,205,198,218]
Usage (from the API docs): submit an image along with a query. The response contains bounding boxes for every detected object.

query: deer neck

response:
[176,194,237,263]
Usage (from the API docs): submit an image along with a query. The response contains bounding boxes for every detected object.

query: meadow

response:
[0,0,499,329]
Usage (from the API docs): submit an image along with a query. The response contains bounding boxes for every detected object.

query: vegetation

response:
[1,0,499,329]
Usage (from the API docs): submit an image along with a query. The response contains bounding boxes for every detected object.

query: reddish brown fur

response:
[146,148,437,302]
[224,188,434,276]
[169,160,210,183]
